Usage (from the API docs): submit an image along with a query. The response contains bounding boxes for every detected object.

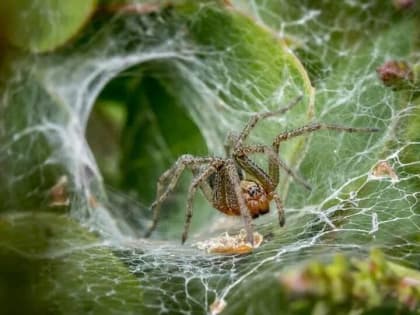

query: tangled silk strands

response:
[0,1,419,314]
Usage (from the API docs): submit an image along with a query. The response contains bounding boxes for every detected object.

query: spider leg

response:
[144,154,218,238]
[225,160,255,245]
[191,167,213,203]
[234,152,276,193]
[224,132,235,156]
[273,123,379,148]
[239,144,312,191]
[271,193,286,227]
[182,165,218,244]
[234,95,303,149]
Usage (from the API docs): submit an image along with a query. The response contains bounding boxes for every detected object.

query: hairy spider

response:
[144,96,378,245]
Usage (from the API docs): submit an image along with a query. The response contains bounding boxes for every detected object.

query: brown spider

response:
[144,96,378,245]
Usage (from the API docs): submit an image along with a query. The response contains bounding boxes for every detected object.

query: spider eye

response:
[248,184,261,197]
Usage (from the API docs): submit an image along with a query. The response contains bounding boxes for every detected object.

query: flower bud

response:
[376,60,414,90]
[393,0,415,10]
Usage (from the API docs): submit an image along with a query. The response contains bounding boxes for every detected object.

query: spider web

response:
[0,1,419,314]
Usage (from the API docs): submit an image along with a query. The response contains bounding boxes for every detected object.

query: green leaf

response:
[0,212,142,314]
[0,0,97,53]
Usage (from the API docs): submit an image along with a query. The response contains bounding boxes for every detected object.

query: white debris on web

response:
[194,229,263,254]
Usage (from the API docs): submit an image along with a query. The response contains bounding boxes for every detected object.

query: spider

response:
[144,95,378,245]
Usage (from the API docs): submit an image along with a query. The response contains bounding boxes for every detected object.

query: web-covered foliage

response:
[0,0,419,314]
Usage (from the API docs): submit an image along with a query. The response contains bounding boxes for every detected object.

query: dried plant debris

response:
[209,298,227,315]
[48,175,70,207]
[370,160,399,182]
[195,229,263,254]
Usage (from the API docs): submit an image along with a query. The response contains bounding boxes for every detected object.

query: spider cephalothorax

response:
[144,95,378,245]
[240,180,270,218]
